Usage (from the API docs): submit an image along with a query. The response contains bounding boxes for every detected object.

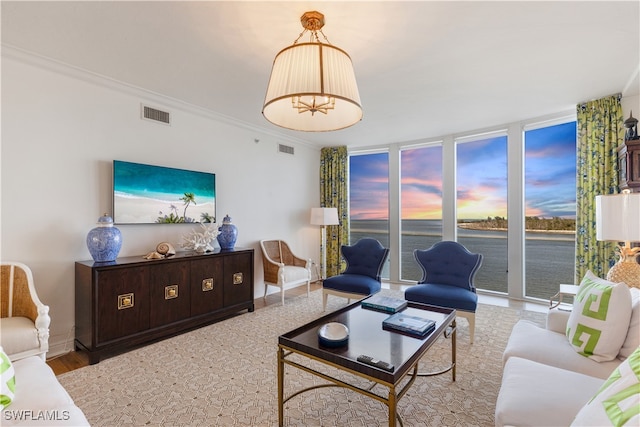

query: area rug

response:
[58,289,545,426]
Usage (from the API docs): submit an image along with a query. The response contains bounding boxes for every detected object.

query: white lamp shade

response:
[263,42,362,132]
[310,207,339,226]
[596,193,640,242]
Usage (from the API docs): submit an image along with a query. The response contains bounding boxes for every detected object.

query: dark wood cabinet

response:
[618,139,640,192]
[75,248,254,364]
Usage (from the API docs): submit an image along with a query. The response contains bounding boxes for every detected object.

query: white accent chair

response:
[259,240,311,305]
[0,262,50,361]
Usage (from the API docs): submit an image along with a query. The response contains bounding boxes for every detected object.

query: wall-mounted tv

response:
[113,160,216,224]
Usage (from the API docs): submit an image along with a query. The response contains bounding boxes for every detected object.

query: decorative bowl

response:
[317,322,349,347]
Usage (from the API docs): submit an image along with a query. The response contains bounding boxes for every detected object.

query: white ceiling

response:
[2,1,639,148]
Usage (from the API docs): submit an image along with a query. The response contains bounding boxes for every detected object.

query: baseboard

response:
[47,337,76,359]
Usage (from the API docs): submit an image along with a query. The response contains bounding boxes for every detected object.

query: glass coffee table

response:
[277,299,457,426]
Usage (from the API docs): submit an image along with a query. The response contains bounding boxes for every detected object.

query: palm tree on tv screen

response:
[180,192,196,222]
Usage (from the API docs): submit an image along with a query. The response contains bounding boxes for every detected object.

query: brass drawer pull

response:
[118,293,134,310]
[233,272,243,285]
[165,284,178,299]
[202,278,214,292]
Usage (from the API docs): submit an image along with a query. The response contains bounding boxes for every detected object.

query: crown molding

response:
[1,44,319,150]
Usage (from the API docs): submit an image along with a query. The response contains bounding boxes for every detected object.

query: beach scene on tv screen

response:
[113,160,216,224]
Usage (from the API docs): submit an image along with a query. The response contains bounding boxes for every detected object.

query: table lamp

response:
[310,207,339,280]
[595,191,640,288]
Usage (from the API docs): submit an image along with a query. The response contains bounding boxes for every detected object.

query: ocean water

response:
[350,219,575,301]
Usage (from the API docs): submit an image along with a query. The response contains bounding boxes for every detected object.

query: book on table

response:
[382,312,436,337]
[361,295,408,313]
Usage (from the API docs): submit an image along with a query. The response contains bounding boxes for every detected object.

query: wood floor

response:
[46,281,323,376]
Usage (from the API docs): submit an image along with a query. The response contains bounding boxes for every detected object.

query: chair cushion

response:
[504,320,620,379]
[495,356,603,427]
[278,266,309,285]
[619,287,640,359]
[0,317,40,357]
[405,283,478,312]
[566,271,632,362]
[3,356,90,426]
[0,347,15,410]
[322,274,382,295]
[414,241,482,290]
[341,238,389,280]
[571,345,640,427]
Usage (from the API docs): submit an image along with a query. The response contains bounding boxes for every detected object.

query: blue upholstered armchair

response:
[322,238,390,311]
[404,241,482,343]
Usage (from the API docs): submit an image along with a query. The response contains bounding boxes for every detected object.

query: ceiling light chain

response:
[293,12,329,44]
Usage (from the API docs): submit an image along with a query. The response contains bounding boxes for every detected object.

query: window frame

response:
[348,111,576,303]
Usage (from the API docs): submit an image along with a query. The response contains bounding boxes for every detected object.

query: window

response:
[456,135,508,293]
[524,121,576,299]
[400,144,443,281]
[349,152,390,278]
[347,113,576,303]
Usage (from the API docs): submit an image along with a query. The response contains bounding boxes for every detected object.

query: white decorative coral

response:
[181,223,220,253]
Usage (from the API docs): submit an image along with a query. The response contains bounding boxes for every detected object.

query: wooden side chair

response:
[405,241,482,343]
[322,238,390,311]
[259,240,311,305]
[0,262,50,361]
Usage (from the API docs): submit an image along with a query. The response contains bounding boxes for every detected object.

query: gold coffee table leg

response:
[278,346,284,426]
[388,386,397,427]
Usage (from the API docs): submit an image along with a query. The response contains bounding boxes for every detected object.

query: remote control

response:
[357,355,394,372]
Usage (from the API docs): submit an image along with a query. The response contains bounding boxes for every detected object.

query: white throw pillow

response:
[571,345,640,426]
[619,287,640,360]
[566,271,632,362]
[0,346,15,410]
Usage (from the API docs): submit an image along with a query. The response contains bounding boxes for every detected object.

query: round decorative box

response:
[86,214,122,262]
[318,322,349,348]
[217,214,238,250]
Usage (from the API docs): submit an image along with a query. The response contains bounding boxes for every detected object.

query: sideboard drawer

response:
[95,267,150,344]
[190,257,224,316]
[148,262,190,328]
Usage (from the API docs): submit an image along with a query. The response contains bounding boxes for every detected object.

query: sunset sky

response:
[350,121,576,220]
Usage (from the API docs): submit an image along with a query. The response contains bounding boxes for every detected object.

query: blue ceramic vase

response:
[217,214,238,250]
[86,214,122,262]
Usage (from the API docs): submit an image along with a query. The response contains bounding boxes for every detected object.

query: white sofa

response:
[495,286,640,427]
[1,356,89,426]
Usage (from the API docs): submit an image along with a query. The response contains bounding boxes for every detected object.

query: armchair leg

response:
[323,291,328,312]
[456,310,476,344]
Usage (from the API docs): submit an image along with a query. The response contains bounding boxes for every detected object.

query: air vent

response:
[278,144,295,155]
[141,104,171,125]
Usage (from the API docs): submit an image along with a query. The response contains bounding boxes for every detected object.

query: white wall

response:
[1,50,322,356]
[622,94,639,124]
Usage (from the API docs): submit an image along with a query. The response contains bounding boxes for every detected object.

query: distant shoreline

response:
[457,223,575,234]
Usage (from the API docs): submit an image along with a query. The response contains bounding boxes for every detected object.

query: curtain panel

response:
[575,93,623,281]
[320,146,349,277]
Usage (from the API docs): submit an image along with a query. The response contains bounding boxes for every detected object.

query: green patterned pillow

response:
[571,345,640,426]
[566,271,632,362]
[0,346,16,410]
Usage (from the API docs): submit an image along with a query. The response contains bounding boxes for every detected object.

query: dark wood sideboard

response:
[75,248,254,364]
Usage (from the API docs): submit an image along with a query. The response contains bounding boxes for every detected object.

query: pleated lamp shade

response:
[262,12,362,132]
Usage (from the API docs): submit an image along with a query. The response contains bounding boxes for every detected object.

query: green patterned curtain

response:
[320,146,349,277]
[575,93,623,281]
